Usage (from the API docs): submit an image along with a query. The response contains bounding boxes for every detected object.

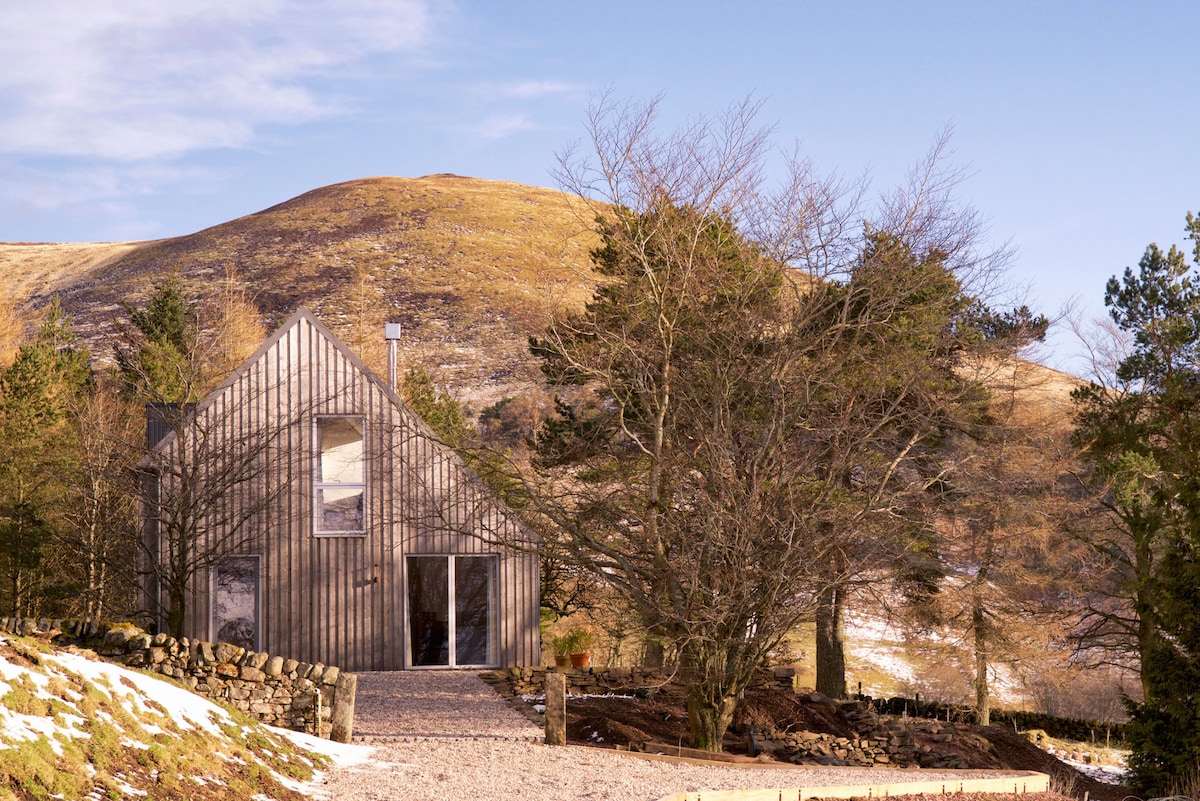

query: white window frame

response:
[313,415,367,537]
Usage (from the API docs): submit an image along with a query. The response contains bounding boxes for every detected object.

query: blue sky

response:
[1,1,1197,373]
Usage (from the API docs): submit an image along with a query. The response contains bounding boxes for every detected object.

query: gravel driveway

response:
[306,671,1036,801]
[350,670,542,740]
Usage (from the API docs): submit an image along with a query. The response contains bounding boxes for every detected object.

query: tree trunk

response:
[972,602,990,726]
[685,688,738,752]
[1134,529,1157,703]
[643,638,665,669]
[815,584,847,698]
[168,585,186,638]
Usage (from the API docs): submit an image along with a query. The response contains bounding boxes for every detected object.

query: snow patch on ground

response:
[843,611,920,694]
[0,634,327,798]
[1044,742,1128,785]
[842,609,1025,705]
[46,648,233,735]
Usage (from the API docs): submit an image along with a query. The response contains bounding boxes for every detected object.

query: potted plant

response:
[563,627,595,668]
[549,634,572,668]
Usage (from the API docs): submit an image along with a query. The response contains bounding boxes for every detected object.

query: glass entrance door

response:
[407,555,496,667]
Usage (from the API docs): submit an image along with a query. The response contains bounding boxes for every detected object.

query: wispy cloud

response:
[0,0,434,162]
[0,159,225,239]
[468,113,539,143]
[495,80,586,100]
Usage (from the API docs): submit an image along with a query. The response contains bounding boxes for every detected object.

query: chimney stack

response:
[384,323,402,390]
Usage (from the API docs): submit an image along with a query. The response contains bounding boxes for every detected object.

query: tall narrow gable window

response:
[315,416,365,536]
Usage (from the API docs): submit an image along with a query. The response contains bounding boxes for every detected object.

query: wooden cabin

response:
[138,307,540,670]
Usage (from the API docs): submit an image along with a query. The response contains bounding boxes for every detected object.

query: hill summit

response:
[0,175,601,406]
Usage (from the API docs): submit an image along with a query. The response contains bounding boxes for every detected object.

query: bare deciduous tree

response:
[916,358,1082,725]
[61,386,141,622]
[116,275,286,637]
[526,96,1038,749]
[137,391,295,637]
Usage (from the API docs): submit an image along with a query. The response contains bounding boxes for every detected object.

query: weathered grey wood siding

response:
[150,308,539,670]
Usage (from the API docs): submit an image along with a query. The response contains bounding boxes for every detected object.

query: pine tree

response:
[0,298,92,616]
[1073,212,1200,794]
[115,277,201,402]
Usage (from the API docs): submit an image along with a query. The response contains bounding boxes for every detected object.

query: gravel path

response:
[350,670,541,740]
[305,671,1031,801]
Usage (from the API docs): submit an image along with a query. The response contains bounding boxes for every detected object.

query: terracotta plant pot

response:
[569,652,591,668]
[554,654,571,668]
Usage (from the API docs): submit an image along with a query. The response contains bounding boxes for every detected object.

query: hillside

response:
[0,633,335,799]
[0,175,600,407]
[0,175,1084,414]
[0,175,1099,720]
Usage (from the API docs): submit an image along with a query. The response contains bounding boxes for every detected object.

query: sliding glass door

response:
[406,555,496,667]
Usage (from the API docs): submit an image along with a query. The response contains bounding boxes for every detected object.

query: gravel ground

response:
[306,671,1032,801]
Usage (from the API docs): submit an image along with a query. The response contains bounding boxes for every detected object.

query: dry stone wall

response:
[494,664,799,698]
[746,695,973,769]
[0,617,355,741]
[487,665,972,768]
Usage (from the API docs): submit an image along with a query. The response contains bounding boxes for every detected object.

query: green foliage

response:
[115,276,201,402]
[553,626,596,655]
[0,298,92,617]
[401,366,474,448]
[1123,538,1200,791]
[1072,212,1200,795]
[531,189,1042,745]
[960,300,1050,344]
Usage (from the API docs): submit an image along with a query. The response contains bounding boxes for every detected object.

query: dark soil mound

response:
[563,684,1124,801]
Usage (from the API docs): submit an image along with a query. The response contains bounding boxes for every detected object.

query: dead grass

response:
[0,241,148,300]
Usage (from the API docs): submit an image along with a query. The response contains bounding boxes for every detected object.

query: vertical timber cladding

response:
[401,401,541,668]
[150,307,538,671]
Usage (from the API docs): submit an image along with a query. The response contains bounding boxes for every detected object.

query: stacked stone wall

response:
[494,664,799,698]
[486,666,1058,768]
[867,695,1126,744]
[0,617,355,741]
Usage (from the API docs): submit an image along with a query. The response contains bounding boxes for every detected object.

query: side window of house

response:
[315,416,365,536]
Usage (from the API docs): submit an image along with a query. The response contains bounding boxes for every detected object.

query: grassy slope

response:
[0,174,1092,713]
[0,241,148,300]
[0,635,322,800]
[1,174,599,407]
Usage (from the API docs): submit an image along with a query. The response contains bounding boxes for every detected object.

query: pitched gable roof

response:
[143,306,416,457]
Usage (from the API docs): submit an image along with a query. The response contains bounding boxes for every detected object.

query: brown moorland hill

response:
[0,175,1081,416]
[0,175,600,406]
[0,240,150,300]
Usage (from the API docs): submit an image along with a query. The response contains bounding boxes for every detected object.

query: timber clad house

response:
[138,308,540,671]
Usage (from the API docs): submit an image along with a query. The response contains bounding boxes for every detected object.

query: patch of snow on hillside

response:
[841,609,1026,705]
[0,634,331,798]
[45,648,232,735]
[985,660,1024,705]
[0,706,72,752]
[843,611,918,694]
[272,727,378,795]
